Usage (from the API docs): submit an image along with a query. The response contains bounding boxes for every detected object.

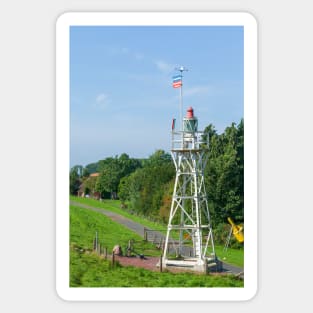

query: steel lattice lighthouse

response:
[162,67,217,272]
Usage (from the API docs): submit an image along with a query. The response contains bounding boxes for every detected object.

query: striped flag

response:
[172,75,182,88]
[172,118,176,130]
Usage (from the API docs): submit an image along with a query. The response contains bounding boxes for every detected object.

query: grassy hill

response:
[70,204,243,287]
[70,196,244,267]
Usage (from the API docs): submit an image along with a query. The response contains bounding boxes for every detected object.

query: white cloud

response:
[154,60,175,73]
[95,93,111,110]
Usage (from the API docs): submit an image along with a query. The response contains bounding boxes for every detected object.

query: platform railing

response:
[171,131,208,151]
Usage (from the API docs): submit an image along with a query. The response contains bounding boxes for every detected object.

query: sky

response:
[70,26,243,167]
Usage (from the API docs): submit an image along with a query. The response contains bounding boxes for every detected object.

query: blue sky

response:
[70,26,243,167]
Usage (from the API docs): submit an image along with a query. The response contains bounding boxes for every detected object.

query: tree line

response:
[70,119,244,243]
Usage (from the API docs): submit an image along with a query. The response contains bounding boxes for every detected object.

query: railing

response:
[171,131,208,151]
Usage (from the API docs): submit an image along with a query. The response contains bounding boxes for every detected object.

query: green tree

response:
[96,154,141,199]
[118,150,175,219]
[85,162,98,174]
[69,166,81,195]
[204,121,244,225]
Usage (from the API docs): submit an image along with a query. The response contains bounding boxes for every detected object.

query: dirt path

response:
[114,255,161,272]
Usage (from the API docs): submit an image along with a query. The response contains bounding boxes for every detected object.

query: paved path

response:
[71,200,152,237]
[70,200,243,275]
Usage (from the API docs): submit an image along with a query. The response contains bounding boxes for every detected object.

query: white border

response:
[56,12,258,301]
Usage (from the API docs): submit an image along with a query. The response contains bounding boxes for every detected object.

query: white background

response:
[1,0,312,311]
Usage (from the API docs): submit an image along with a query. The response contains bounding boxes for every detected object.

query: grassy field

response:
[70,196,244,268]
[70,204,243,287]
[70,195,165,231]
[70,205,159,256]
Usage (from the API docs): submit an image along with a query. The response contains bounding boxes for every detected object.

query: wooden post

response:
[127,240,131,257]
[159,255,163,272]
[112,252,115,266]
[144,227,147,241]
[95,231,98,250]
[93,238,96,251]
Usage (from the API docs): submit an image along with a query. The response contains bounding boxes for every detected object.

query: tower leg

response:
[162,149,215,272]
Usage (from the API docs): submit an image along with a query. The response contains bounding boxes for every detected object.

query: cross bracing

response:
[162,131,216,271]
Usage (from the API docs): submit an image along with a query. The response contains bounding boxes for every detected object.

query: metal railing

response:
[171,131,208,151]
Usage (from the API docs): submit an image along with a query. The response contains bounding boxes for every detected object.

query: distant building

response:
[77,172,100,199]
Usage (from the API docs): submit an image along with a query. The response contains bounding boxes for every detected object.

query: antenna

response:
[175,65,188,73]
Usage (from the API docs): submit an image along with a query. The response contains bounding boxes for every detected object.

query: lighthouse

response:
[162,69,217,272]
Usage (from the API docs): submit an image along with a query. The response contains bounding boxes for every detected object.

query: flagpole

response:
[175,66,188,131]
[173,66,188,132]
[180,73,183,131]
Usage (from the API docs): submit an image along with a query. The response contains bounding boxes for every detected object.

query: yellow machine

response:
[227,217,244,243]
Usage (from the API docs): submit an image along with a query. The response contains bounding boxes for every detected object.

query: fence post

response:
[127,240,131,257]
[159,254,163,272]
[112,252,115,266]
[144,227,147,241]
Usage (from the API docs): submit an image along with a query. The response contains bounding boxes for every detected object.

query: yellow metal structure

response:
[227,217,244,243]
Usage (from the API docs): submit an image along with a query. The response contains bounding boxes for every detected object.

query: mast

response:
[175,66,188,131]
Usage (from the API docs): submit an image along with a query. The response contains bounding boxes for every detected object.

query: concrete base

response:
[158,257,219,273]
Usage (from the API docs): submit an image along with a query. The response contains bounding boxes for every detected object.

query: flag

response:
[172,75,182,88]
[172,118,176,130]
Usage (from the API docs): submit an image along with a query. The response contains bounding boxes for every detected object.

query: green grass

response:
[70,249,243,287]
[70,205,243,287]
[70,196,244,268]
[70,196,166,232]
[70,205,158,256]
[214,245,244,268]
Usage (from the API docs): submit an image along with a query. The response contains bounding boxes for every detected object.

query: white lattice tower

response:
[162,107,216,272]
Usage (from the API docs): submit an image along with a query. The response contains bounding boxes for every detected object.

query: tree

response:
[82,167,90,178]
[142,149,172,167]
[69,166,81,195]
[117,150,175,219]
[84,162,98,174]
[96,154,141,199]
[204,121,244,225]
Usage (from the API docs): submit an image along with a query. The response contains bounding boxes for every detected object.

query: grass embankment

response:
[70,205,243,287]
[70,196,244,268]
[70,196,163,231]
